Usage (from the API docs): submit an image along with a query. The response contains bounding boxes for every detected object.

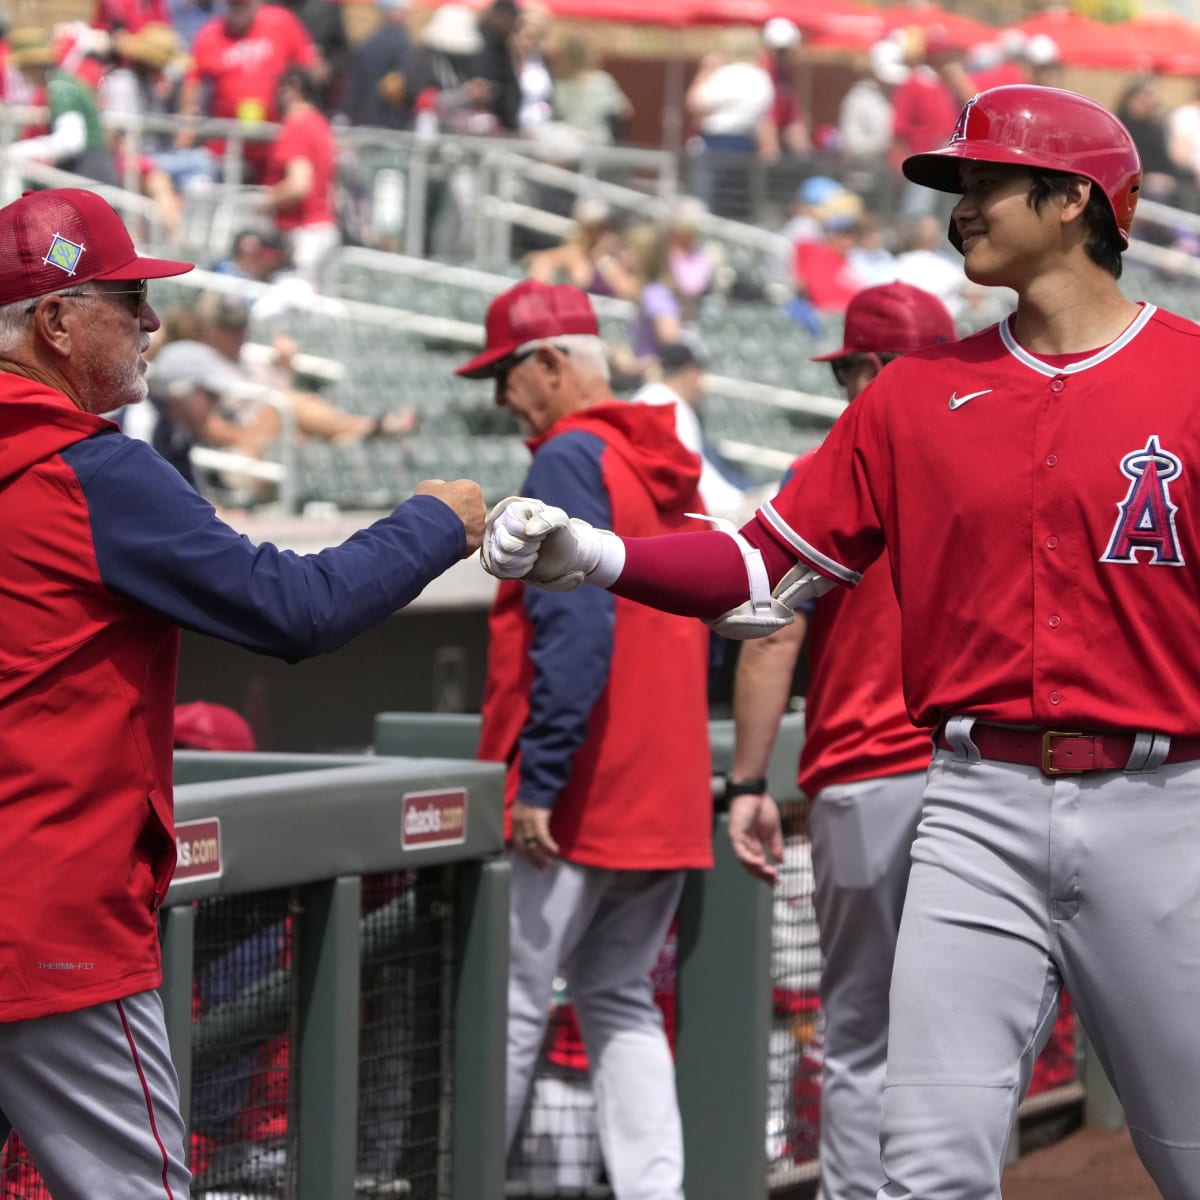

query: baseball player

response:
[480,84,1200,1196]
[729,282,956,1199]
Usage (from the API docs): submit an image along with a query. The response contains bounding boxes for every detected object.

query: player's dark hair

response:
[1027,170,1124,279]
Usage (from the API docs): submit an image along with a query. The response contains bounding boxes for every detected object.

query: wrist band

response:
[725,776,767,799]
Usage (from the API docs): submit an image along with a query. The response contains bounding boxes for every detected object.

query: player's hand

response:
[511,799,559,868]
[728,792,784,886]
[481,496,603,590]
[415,478,485,556]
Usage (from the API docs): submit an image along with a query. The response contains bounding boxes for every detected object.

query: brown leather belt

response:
[935,725,1200,777]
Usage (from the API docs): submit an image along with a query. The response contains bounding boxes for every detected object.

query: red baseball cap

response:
[811,282,957,361]
[173,701,257,752]
[0,188,193,307]
[455,280,600,379]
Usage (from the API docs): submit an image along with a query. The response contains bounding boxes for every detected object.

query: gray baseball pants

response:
[506,855,685,1200]
[880,737,1200,1199]
[809,770,925,1200]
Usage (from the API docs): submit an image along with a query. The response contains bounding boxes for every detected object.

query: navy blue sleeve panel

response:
[516,431,615,809]
[62,433,467,660]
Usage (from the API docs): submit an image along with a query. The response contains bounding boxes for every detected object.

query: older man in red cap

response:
[727,282,956,1200]
[460,280,710,1199]
[0,187,482,1195]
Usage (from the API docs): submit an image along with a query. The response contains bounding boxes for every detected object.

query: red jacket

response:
[478,401,713,870]
[0,378,466,1020]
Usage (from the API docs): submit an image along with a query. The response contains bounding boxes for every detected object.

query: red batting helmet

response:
[902,84,1142,246]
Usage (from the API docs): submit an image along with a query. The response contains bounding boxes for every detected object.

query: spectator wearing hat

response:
[7,27,119,186]
[632,340,748,522]
[177,0,319,184]
[458,280,712,1200]
[759,17,809,162]
[346,0,428,131]
[147,293,418,468]
[0,186,484,1194]
[260,66,339,287]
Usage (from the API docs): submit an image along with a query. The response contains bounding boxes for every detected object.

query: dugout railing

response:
[0,752,511,1200]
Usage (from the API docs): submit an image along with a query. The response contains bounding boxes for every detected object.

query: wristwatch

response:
[724,776,768,800]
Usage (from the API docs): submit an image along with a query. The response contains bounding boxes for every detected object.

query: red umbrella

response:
[775,0,887,49]
[1122,13,1200,75]
[877,2,995,53]
[1007,8,1148,71]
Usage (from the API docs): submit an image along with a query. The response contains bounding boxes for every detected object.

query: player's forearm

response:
[604,523,797,618]
[731,617,806,780]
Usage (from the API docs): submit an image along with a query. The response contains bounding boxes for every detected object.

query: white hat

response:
[1025,33,1060,65]
[422,3,483,55]
[763,16,801,50]
[868,37,910,86]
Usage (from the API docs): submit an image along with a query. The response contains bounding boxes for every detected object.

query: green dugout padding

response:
[372,708,810,804]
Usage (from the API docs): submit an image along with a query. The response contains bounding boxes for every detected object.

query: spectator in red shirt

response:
[177,0,318,183]
[260,66,338,286]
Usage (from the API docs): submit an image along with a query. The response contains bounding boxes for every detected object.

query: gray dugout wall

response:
[163,753,510,1200]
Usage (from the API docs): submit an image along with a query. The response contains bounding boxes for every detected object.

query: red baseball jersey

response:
[757,304,1200,734]
[799,546,932,798]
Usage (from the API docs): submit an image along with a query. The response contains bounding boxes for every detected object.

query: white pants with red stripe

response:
[0,989,190,1199]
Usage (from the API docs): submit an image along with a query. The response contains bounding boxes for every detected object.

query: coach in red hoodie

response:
[461,282,712,1199]
[0,188,483,1196]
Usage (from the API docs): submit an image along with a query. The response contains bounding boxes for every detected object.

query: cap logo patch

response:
[44,233,85,276]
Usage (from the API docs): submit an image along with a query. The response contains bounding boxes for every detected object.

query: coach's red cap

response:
[173,701,257,752]
[456,280,599,378]
[0,188,193,307]
[811,282,957,361]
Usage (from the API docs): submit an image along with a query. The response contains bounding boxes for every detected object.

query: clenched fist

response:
[415,478,485,557]
[480,496,607,590]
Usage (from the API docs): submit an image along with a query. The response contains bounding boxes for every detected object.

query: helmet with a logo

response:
[902,84,1142,246]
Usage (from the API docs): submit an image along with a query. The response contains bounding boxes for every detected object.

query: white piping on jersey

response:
[759,501,863,587]
[998,304,1157,376]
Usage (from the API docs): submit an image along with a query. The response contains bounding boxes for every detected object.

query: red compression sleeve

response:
[610,518,799,618]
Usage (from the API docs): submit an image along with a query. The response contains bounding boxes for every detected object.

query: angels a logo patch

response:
[1100,436,1185,567]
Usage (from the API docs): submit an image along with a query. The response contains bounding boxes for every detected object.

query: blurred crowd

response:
[6,1,1200,287]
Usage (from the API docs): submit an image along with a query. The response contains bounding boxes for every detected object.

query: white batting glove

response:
[481,497,605,591]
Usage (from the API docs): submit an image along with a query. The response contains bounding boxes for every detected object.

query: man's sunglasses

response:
[492,343,570,383]
[26,279,149,318]
[830,353,869,389]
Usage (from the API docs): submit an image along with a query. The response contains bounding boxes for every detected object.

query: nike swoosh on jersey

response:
[948,389,993,410]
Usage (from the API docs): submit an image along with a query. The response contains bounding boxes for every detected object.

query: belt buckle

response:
[1042,730,1086,776]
